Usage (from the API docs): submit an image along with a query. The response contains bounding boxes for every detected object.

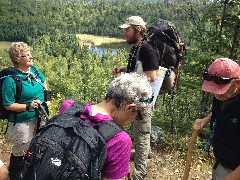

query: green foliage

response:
[30,32,128,116]
[0,0,239,157]
[180,0,240,59]
[0,0,239,59]
[152,51,218,135]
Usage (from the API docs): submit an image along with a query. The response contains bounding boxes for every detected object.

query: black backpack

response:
[0,66,41,126]
[0,67,22,120]
[18,101,123,180]
[147,19,185,95]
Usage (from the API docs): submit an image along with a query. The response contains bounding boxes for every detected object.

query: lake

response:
[89,46,118,57]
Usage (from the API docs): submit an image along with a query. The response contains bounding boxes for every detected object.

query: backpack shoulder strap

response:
[11,74,22,103]
[30,66,40,79]
[210,97,217,130]
[60,101,123,142]
[63,101,86,116]
[136,40,146,61]
[12,73,22,125]
[98,120,123,142]
[30,66,45,86]
[3,68,23,104]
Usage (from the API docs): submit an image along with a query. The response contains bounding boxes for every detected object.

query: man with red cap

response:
[193,58,240,179]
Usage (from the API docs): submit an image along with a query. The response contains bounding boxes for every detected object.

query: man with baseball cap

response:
[112,16,160,180]
[193,58,240,179]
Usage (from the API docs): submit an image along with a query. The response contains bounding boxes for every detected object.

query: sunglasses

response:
[138,92,154,103]
[203,72,237,84]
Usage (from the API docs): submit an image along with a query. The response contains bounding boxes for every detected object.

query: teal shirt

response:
[2,66,46,123]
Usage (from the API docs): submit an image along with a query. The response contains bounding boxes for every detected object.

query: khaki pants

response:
[212,161,232,180]
[8,118,39,156]
[132,105,153,180]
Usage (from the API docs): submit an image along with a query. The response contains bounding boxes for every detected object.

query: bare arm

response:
[4,100,42,112]
[193,112,212,130]
[144,70,157,82]
[223,165,240,180]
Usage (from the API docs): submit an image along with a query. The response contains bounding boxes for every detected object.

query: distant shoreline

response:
[76,34,124,46]
[0,34,126,50]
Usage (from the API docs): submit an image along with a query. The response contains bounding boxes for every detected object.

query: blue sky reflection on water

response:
[89,46,118,57]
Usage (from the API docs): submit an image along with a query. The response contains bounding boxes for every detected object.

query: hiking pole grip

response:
[182,129,199,180]
[39,104,49,121]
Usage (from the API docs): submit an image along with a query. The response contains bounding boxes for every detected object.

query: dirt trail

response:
[0,135,212,179]
[145,149,212,179]
[0,135,11,167]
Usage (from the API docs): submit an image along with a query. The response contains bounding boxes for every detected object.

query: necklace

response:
[16,67,32,82]
[16,67,30,74]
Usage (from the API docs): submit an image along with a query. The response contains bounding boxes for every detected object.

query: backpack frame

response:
[146,19,185,96]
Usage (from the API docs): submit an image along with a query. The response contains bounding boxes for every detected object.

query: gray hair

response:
[105,73,153,109]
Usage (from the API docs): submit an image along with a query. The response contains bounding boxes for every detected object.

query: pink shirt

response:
[59,100,131,179]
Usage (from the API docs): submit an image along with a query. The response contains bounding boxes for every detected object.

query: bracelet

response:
[26,104,31,111]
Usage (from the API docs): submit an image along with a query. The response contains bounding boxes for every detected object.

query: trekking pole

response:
[182,129,199,180]
[39,104,49,121]
[35,105,50,133]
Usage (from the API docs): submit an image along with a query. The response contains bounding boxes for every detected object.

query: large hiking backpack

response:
[18,101,123,180]
[0,67,22,120]
[147,19,185,95]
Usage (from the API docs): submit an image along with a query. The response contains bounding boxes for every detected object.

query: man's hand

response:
[30,100,42,109]
[193,113,212,130]
[112,66,121,77]
[112,66,127,78]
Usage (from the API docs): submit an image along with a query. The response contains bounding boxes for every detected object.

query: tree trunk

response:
[216,0,228,53]
[229,24,240,60]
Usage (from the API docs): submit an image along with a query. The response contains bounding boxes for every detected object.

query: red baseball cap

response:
[202,58,240,95]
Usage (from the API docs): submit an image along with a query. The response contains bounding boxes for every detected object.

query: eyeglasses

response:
[138,93,154,103]
[203,72,237,84]
[20,54,32,58]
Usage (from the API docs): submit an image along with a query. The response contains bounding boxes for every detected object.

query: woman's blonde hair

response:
[9,42,30,63]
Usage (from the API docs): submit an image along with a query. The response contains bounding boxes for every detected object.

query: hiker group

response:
[0,15,239,180]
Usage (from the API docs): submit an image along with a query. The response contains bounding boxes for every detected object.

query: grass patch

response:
[76,34,125,46]
[0,41,11,50]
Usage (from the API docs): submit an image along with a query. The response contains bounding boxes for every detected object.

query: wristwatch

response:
[26,104,31,111]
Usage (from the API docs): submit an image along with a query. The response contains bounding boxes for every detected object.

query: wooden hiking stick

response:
[182,129,199,180]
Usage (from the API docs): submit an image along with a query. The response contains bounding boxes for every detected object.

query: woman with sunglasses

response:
[1,42,50,179]
[193,58,240,180]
